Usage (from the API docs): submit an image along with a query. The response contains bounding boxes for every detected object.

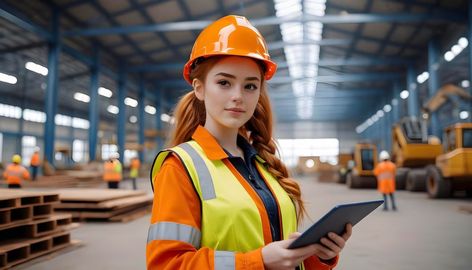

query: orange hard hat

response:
[183,15,277,84]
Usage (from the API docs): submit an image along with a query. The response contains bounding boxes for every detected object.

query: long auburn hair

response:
[168,56,306,221]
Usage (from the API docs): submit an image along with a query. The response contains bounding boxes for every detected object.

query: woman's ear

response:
[193,79,204,101]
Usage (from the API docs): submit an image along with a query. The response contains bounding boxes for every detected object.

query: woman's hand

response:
[261,224,352,270]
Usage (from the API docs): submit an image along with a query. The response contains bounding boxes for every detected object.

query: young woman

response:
[147,15,352,270]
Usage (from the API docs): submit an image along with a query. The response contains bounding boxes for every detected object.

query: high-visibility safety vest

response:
[103,160,122,182]
[374,161,396,194]
[150,140,306,268]
[30,152,40,166]
[3,164,30,185]
[130,159,140,178]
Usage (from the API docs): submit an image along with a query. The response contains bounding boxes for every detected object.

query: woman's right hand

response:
[261,232,318,270]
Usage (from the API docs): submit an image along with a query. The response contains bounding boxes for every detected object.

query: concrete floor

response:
[18,176,472,270]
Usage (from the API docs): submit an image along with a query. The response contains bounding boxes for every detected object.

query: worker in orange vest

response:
[129,157,140,190]
[103,152,122,189]
[3,154,30,188]
[30,146,41,180]
[374,151,397,211]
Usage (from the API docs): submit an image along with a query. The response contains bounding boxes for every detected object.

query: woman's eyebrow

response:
[215,72,260,81]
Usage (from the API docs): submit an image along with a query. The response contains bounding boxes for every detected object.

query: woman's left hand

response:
[313,223,352,261]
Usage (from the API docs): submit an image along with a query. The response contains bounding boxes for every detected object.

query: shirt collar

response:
[191,125,262,162]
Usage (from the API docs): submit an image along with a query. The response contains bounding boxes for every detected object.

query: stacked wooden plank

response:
[0,189,78,270]
[53,189,153,222]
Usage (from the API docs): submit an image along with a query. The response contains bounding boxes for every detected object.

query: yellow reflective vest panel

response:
[151,140,304,267]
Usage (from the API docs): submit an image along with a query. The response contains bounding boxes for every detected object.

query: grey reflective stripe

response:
[6,168,24,177]
[179,142,216,200]
[214,251,235,270]
[147,222,201,248]
[378,172,394,180]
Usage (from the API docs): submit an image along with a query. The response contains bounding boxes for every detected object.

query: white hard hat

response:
[110,152,120,159]
[34,146,40,152]
[379,150,390,161]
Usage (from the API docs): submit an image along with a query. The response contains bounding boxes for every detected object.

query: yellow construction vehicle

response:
[345,143,377,189]
[393,84,471,192]
[392,117,442,191]
[426,123,472,198]
[337,152,354,184]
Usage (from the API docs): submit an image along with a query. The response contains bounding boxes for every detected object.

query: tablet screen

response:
[288,200,384,249]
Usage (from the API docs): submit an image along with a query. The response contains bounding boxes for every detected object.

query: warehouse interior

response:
[0,0,471,269]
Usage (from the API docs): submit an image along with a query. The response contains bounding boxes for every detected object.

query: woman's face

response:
[194,56,262,133]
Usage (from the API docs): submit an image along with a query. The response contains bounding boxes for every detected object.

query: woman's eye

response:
[217,80,230,86]
[245,84,258,90]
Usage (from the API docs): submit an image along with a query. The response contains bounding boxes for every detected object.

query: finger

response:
[320,237,342,253]
[288,232,302,239]
[313,244,337,259]
[326,232,345,249]
[343,224,353,240]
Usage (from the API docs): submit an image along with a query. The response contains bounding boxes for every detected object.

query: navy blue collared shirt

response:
[224,135,282,242]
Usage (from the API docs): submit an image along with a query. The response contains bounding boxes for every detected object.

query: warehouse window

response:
[21,136,37,166]
[277,138,339,167]
[23,109,46,123]
[124,150,138,166]
[73,140,88,163]
[0,103,22,119]
[55,114,72,126]
[102,144,118,160]
[72,117,89,129]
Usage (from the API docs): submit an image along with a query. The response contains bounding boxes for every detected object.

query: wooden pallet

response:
[0,231,75,270]
[0,214,76,240]
[459,205,472,214]
[55,188,147,202]
[0,189,59,210]
[53,189,152,222]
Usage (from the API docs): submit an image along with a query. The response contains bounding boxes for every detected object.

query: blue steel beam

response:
[88,46,99,161]
[0,2,52,40]
[117,69,127,162]
[43,9,60,165]
[427,39,441,137]
[138,78,145,162]
[407,66,419,117]
[63,13,466,37]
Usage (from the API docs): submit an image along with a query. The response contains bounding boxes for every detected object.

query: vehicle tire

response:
[426,165,451,198]
[359,176,377,189]
[395,168,409,190]
[405,169,426,192]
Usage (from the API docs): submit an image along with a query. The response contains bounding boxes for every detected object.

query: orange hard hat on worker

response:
[183,15,277,84]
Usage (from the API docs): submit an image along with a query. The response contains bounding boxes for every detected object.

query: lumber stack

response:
[53,189,153,222]
[0,189,78,269]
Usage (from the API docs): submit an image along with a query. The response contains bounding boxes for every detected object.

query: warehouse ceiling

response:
[0,0,469,125]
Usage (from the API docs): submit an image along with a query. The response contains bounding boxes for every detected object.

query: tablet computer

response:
[288,199,384,249]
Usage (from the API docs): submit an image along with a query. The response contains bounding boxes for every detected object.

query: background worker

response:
[374,150,397,211]
[147,15,352,270]
[129,156,140,190]
[3,154,30,188]
[103,152,122,189]
[30,146,41,180]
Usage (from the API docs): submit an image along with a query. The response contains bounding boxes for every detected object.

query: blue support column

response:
[468,1,472,122]
[138,78,145,162]
[428,39,441,136]
[88,46,100,161]
[392,81,401,123]
[43,10,60,165]
[407,66,419,117]
[117,69,127,162]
